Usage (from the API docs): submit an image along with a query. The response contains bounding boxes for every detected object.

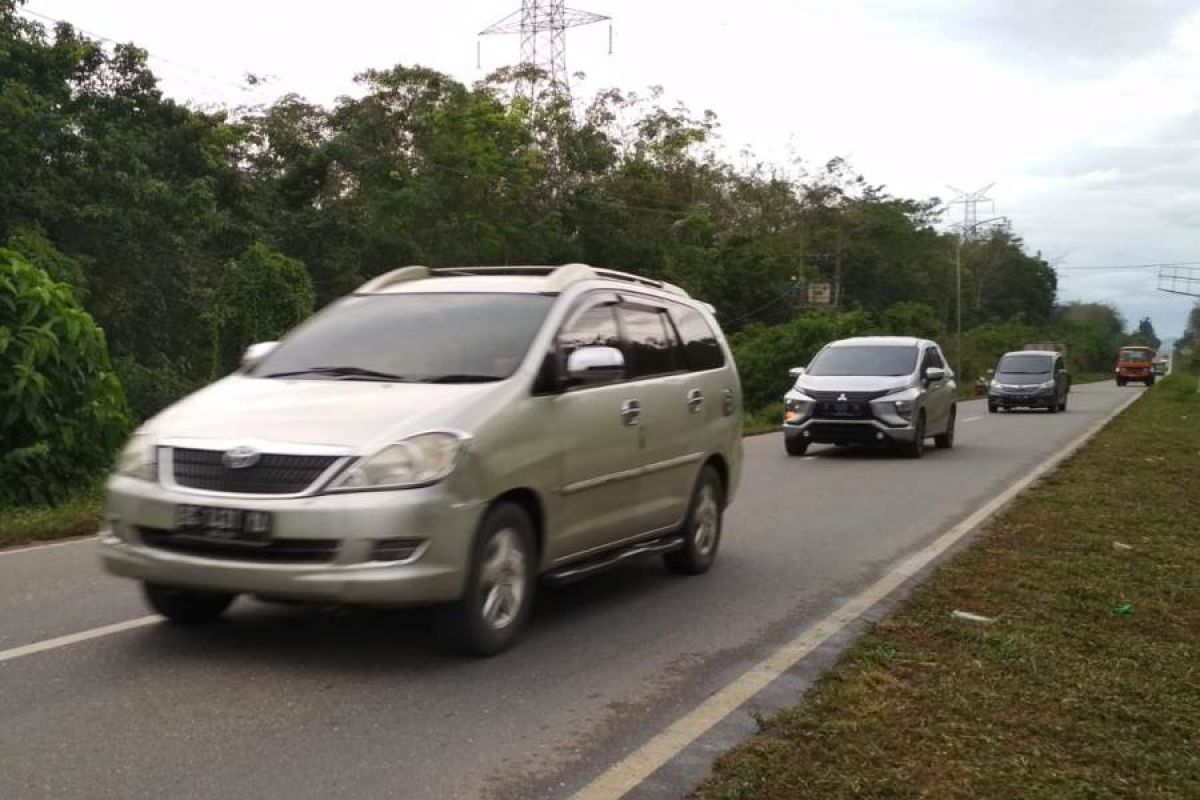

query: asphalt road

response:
[0,382,1138,800]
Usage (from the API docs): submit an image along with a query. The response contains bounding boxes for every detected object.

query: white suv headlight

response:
[333,432,469,491]
[871,388,920,424]
[115,433,157,481]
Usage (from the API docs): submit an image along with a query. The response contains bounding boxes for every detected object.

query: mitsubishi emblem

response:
[837,393,848,402]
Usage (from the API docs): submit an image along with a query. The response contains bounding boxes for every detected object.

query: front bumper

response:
[988,389,1055,408]
[783,417,917,446]
[98,475,483,606]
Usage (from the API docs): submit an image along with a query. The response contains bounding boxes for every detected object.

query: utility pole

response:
[947,183,996,380]
[479,1,612,104]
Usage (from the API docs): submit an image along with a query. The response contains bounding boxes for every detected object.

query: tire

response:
[143,583,235,625]
[1146,377,1155,386]
[664,466,724,575]
[934,406,956,449]
[1117,378,1126,387]
[987,402,998,413]
[1047,399,1058,413]
[435,502,536,657]
[904,411,926,459]
[1059,394,1068,412]
[784,436,809,457]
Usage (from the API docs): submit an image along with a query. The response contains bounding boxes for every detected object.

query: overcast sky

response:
[21,0,1200,338]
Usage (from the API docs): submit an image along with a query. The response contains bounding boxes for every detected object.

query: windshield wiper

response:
[419,374,504,384]
[263,366,411,382]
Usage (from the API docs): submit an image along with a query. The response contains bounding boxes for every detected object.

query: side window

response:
[924,347,945,370]
[620,305,682,379]
[671,304,726,372]
[558,304,623,387]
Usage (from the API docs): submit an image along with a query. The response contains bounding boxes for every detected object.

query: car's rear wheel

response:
[665,466,724,575]
[143,583,235,624]
[934,406,956,449]
[435,502,535,657]
[904,411,926,459]
[784,436,808,456]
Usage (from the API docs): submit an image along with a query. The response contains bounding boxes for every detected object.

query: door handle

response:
[686,389,705,413]
[722,388,736,416]
[620,399,641,426]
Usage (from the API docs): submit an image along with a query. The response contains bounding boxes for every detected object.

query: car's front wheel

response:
[143,583,235,624]
[665,466,724,575]
[934,406,956,449]
[436,502,536,657]
[784,436,809,456]
[904,411,926,459]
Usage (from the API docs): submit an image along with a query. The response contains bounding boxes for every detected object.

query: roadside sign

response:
[807,283,832,305]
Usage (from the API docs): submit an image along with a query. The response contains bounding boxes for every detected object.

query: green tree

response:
[210,243,315,375]
[0,248,130,505]
[1131,316,1161,350]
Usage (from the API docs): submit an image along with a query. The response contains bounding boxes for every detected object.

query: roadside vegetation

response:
[696,371,1200,800]
[0,0,1180,537]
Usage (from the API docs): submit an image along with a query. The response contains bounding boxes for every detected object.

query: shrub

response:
[0,249,131,506]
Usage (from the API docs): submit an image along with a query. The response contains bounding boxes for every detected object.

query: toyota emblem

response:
[222,445,261,470]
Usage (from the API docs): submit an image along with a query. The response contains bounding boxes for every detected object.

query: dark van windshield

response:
[997,354,1053,375]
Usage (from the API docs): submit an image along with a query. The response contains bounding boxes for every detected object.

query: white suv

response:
[100,264,743,655]
[783,336,957,458]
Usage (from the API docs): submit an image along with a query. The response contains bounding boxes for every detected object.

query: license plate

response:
[174,505,272,544]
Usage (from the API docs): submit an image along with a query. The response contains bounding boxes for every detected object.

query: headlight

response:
[333,432,468,491]
[784,393,815,423]
[871,388,920,425]
[115,433,157,481]
[989,379,1001,389]
[1039,379,1056,389]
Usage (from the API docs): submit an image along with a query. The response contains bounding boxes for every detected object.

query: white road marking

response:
[961,415,983,423]
[800,456,816,461]
[0,535,96,557]
[571,389,1142,800]
[0,617,158,665]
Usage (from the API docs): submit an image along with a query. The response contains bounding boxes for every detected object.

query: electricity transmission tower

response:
[479,1,611,102]
[946,183,1007,379]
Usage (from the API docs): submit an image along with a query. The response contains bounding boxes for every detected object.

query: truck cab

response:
[1116,346,1157,386]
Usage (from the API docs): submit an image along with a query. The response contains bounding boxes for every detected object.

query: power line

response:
[1056,260,1200,272]
[19,6,267,101]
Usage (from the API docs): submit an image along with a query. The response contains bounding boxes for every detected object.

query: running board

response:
[542,535,685,586]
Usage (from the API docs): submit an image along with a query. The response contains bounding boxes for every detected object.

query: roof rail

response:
[356,266,430,293]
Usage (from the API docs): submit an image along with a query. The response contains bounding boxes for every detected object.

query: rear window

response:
[671,305,725,371]
[807,345,918,377]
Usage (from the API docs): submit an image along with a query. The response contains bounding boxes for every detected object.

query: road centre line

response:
[570,390,1142,800]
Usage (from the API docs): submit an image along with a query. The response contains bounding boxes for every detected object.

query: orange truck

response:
[1115,345,1157,386]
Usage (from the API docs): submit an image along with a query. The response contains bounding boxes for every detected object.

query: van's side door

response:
[549,295,649,560]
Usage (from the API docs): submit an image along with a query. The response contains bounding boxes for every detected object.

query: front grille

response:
[139,528,339,563]
[808,389,889,420]
[808,421,882,443]
[170,448,340,495]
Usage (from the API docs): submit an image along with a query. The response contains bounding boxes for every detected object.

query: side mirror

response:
[241,341,278,371]
[924,366,947,383]
[789,367,806,378]
[566,346,625,386]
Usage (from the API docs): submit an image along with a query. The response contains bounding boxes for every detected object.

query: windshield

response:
[251,293,555,382]
[997,354,1053,374]
[1119,349,1154,363]
[807,345,918,377]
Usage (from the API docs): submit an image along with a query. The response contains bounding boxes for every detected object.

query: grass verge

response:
[697,372,1200,800]
[0,481,104,550]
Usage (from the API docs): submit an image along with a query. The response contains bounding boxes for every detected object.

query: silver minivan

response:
[100,264,743,655]
[783,336,957,458]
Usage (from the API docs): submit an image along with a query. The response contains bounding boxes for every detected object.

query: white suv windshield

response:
[807,345,918,377]
[252,293,555,383]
